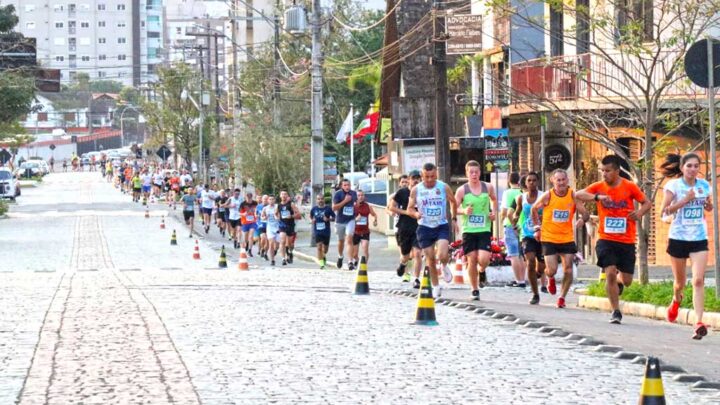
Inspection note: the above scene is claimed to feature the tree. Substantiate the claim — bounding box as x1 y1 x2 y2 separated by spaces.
489 0 720 284
141 63 216 173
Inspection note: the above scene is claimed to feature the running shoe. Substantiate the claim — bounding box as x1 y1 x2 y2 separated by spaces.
667 299 681 323
431 284 442 299
271 260 275 266
321 258 326 268
609 310 623 324
541 286 549 294
282 259 288 266
288 252 293 264
506 281 518 287
693 322 708 340
441 264 453 283
471 289 480 301
479 272 487 288
396 263 406 277
557 297 566 308
517 282 527 288
337 257 343 269
529 294 540 305
247 250 253 258
412 279 420 289
548 278 557 295
188 234 193 238
348 262 355 271
402 272 411 282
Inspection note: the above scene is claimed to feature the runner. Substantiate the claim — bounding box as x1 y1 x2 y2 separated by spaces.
311 193 335 269
576 155 651 323
332 179 357 270
352 190 378 266
180 169 193 189
141 169 152 203
277 191 301 266
240 193 259 256
216 189 229 237
455 160 497 301
512 171 546 304
387 172 423 287
408 162 458 298
226 188 242 248
168 171 181 210
256 195 269 260
181 186 197 237
659 152 711 339
200 184 216 234
153 169 164 199
501 172 525 287
262 196 280 266
131 171 142 203
531 169 590 309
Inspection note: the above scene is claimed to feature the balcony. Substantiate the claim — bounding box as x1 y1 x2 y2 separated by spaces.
509 52 705 107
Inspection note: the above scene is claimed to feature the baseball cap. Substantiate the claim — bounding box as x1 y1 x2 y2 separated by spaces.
409 170 421 178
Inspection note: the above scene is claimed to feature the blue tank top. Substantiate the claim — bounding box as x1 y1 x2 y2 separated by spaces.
519 191 543 239
416 181 448 228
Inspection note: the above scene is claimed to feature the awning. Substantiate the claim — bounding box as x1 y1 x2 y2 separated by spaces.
373 153 388 166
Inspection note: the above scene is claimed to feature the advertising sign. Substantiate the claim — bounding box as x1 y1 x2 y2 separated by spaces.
323 156 337 184
402 144 435 173
484 128 510 172
446 14 482 55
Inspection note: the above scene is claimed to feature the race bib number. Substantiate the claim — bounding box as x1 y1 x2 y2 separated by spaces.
552 210 570 223
681 206 703 226
315 222 326 231
604 217 627 234
281 210 291 219
246 215 254 222
357 216 368 226
468 215 486 227
342 206 354 216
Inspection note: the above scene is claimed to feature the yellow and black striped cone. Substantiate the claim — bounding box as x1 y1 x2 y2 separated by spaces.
218 245 228 268
414 266 438 326
170 229 177 246
354 256 370 295
638 357 666 405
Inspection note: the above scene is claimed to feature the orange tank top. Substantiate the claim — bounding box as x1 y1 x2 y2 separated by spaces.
540 188 576 244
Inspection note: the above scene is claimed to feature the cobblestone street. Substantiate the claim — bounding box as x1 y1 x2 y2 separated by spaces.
1 173 719 404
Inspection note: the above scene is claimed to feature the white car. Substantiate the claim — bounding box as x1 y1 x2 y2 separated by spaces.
358 178 387 193
0 168 20 201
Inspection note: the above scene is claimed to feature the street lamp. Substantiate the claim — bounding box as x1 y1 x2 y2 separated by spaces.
181 88 208 183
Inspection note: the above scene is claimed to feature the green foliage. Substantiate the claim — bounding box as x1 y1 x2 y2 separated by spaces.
119 87 141 105
0 199 8 215
586 281 720 312
0 71 35 124
0 5 18 32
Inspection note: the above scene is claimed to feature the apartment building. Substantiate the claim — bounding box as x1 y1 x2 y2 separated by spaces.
4 0 163 86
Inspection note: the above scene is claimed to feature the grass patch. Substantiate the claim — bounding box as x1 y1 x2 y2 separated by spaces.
586 281 720 312
0 199 7 216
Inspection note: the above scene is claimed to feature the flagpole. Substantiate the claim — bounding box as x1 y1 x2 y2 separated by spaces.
350 104 354 189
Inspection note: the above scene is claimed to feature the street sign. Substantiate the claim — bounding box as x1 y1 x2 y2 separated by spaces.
685 39 720 89
49 144 56 150
544 144 572 172
484 128 510 172
156 145 172 161
0 149 11 165
446 14 482 55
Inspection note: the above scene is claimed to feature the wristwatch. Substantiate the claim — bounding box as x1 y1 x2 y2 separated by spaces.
594 194 599 201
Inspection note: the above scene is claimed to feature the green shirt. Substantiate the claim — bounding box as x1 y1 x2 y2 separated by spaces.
460 183 491 234
502 187 522 227
132 176 142 188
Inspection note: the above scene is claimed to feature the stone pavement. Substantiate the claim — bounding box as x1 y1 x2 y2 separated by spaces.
0 172 718 404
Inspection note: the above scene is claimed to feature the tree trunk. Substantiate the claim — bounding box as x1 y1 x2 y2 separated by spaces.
638 124 654 285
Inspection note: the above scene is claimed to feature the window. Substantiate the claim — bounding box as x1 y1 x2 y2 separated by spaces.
615 0 654 44
117 22 126 28
117 4 126 10
24 5 36 12
37 112 48 122
69 71 77 80
97 71 106 78
98 21 105 27
550 6 564 56
55 55 65 62
80 22 89 28
175 27 182 34
97 3 105 10
55 22 64 28
53 4 64 11
576 0 590 54
98 38 106 44
117 37 126 44
118 54 127 60
81 56 90 61
99 54 106 61
148 32 160 38
26 22 36 29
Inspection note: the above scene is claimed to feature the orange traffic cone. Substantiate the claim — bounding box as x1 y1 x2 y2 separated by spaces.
192 239 201 260
145 208 150 218
451 257 465 287
160 217 165 229
238 248 249 271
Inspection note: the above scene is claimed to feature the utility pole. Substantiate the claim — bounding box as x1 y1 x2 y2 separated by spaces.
432 0 450 184
231 0 241 187
310 0 324 203
273 0 281 126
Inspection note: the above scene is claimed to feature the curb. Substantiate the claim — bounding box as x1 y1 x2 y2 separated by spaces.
578 295 720 329
387 287 720 395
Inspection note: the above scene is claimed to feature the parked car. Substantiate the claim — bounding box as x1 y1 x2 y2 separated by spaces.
358 178 387 193
0 167 20 200
340 172 370 190
14 161 43 178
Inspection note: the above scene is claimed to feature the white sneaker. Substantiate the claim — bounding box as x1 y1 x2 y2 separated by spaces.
432 284 442 299
441 264 452 283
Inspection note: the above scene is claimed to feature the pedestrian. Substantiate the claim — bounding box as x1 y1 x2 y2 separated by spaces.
277 190 301 265
182 186 197 237
512 172 547 304
49 157 55 172
240 193 259 256
501 172 525 288
532 169 590 309
262 196 280 266
332 179 358 270
408 162 458 298
659 152 711 339
575 155 651 323
352 190 378 266
311 193 335 269
455 160 497 301
387 172 423 287
62 159 68 172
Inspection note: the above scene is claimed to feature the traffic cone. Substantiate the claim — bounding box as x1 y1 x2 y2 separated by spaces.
192 239 201 260
218 245 228 268
354 256 370 295
145 208 150 218
160 217 165 229
451 257 465 287
415 266 438 326
638 357 666 405
238 248 249 271
170 230 177 246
